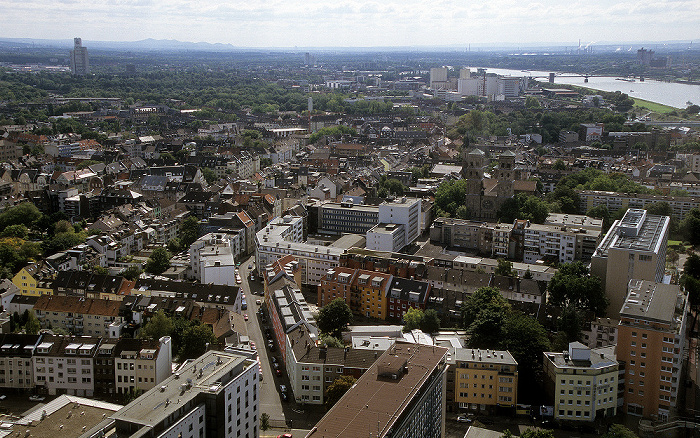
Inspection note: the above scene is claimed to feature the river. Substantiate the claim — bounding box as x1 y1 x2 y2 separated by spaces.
471 67 700 109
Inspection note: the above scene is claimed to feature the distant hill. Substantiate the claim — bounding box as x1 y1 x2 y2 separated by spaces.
0 37 241 52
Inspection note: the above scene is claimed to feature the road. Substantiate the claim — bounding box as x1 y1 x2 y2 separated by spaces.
238 256 286 426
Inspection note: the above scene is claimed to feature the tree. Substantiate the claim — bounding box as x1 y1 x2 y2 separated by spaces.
684 253 700 279
421 309 441 334
548 262 607 315
92 265 109 275
0 224 29 239
145 248 171 275
587 204 612 232
25 311 41 335
179 217 200 249
121 266 143 281
495 259 515 277
602 424 639 438
167 237 182 254
319 334 344 348
402 307 425 332
435 179 469 218
325 376 356 408
138 310 174 340
525 96 541 108
520 429 555 438
462 286 509 325
556 305 583 344
260 413 270 431
498 194 548 224
179 323 217 360
201 167 217 184
317 298 353 338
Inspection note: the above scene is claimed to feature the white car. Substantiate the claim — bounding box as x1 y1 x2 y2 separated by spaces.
29 395 45 402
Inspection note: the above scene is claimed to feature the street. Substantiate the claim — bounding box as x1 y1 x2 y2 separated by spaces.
238 256 286 427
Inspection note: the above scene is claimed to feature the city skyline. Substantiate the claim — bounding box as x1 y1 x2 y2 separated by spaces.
1 0 699 48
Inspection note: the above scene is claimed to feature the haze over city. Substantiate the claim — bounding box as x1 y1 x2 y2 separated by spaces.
2 0 700 47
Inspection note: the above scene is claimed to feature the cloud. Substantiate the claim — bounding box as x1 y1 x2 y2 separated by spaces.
0 0 698 46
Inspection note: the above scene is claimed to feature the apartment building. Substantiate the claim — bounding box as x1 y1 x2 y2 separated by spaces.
591 209 669 317
429 217 494 253
452 348 518 413
105 350 259 438
307 341 448 438
522 223 600 264
386 277 431 323
115 336 172 395
318 267 393 319
287 326 378 405
189 232 239 285
582 317 619 349
617 280 689 420
256 215 345 285
12 262 55 297
33 295 123 337
0 334 41 390
266 276 318 362
318 201 380 235
579 190 700 220
33 335 100 396
543 342 619 424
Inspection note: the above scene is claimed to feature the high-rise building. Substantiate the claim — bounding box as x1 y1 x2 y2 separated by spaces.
617 280 689 420
105 350 260 438
70 37 90 76
591 209 670 316
306 341 448 438
430 67 449 90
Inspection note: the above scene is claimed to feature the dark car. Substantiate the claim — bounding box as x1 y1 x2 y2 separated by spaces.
281 392 288 402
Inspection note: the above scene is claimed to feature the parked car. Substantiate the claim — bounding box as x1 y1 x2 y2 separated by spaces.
277 434 293 438
243 314 248 321
268 341 276 351
271 356 278 364
0 395 6 400
456 415 473 423
255 299 261 305
29 395 45 402
276 369 282 377
280 392 288 402
279 384 287 393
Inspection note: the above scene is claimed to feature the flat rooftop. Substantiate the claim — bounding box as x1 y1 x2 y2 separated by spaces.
111 351 254 428
453 348 517 365
594 212 669 257
621 280 685 323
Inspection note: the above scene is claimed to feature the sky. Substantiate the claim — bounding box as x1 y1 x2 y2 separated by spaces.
2 0 699 48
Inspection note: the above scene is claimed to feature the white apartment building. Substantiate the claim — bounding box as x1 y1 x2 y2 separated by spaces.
33 336 99 396
256 215 344 285
189 232 240 285
0 334 41 390
108 350 260 438
367 223 405 252
377 197 421 247
579 190 700 221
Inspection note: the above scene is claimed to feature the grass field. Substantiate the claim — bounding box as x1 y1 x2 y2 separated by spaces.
632 97 678 114
668 240 683 247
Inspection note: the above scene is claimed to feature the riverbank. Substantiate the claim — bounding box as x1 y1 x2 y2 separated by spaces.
630 97 678 114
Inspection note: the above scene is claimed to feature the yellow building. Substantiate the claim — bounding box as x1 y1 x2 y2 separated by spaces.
543 342 619 424
356 272 392 319
453 348 518 413
12 262 54 297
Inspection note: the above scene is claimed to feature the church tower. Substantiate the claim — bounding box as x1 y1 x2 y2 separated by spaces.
465 148 486 218
496 150 516 200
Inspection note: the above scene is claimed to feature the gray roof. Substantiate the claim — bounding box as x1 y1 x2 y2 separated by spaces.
620 280 684 323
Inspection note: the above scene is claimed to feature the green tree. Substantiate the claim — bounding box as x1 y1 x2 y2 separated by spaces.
421 309 441 334
201 167 217 184
25 311 41 335
435 179 469 218
179 217 200 249
319 334 344 348
402 307 425 332
679 208 700 245
525 96 541 108
548 262 607 315
92 265 109 275
145 247 171 275
138 310 174 340
179 323 217 360
462 286 509 325
121 266 143 281
325 375 356 408
167 237 182 253
587 204 612 231
684 253 700 279
260 413 270 431
520 429 555 438
495 258 515 277
602 424 639 438
0 224 29 239
317 298 353 338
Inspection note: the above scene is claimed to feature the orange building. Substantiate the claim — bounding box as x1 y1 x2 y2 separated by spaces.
318 267 392 319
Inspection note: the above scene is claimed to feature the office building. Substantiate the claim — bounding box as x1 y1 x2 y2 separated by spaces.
104 350 259 438
591 209 669 316
70 37 90 76
430 67 449 90
306 341 448 438
452 348 518 413
378 197 421 247
617 280 689 420
543 342 619 424
318 201 379 235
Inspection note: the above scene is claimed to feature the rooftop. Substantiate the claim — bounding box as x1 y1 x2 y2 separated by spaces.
594 209 669 257
307 341 447 438
453 348 517 365
621 280 686 324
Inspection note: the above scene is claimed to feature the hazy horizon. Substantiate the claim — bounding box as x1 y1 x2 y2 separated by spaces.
2 0 699 48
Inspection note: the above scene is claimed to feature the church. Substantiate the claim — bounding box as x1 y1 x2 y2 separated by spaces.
464 148 536 221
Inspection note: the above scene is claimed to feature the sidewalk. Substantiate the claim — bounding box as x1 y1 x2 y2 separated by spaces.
260 428 311 438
